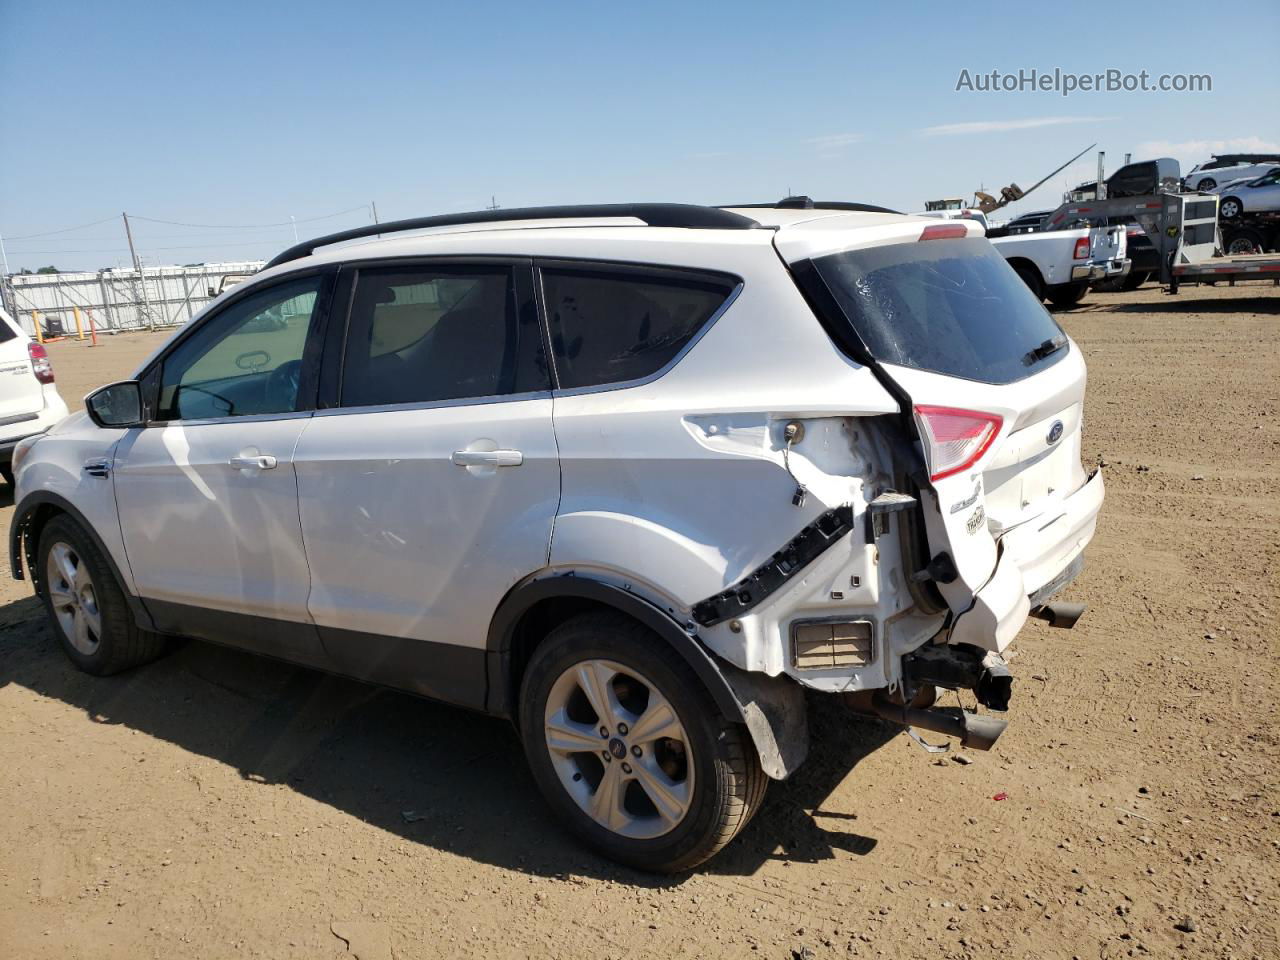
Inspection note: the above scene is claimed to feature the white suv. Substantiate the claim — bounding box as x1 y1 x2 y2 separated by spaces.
9 200 1104 871
0 306 69 485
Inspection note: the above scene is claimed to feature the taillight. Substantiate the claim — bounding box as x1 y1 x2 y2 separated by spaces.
914 405 1003 482
28 342 54 384
919 223 968 241
1073 237 1090 259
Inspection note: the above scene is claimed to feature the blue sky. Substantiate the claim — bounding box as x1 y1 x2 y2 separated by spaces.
2 0 1277 272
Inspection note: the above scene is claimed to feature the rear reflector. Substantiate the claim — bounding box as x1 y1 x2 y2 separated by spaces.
1073 237 1090 259
919 223 968 241
28 342 54 384
914 405 1002 481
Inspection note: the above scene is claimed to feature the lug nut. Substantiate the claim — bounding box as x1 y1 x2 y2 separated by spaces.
621 762 632 774
617 722 628 735
631 745 642 758
601 750 612 762
599 726 608 738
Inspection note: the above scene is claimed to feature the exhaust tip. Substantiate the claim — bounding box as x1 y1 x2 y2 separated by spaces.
1032 601 1086 629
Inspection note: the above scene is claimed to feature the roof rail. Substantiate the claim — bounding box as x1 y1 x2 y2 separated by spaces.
264 203 760 268
722 196 902 215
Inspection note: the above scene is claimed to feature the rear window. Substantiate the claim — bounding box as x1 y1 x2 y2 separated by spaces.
812 237 1067 384
541 266 735 389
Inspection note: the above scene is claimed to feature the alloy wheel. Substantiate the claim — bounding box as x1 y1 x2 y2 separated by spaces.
46 542 102 655
543 658 694 839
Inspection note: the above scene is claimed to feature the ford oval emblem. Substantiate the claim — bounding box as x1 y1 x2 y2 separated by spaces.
1047 420 1064 444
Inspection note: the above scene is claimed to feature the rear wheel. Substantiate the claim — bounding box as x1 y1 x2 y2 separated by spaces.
1219 197 1243 220
1011 261 1044 302
519 611 766 872
1047 282 1089 308
1120 270 1150 291
37 515 166 675
1223 228 1266 255
1195 178 1216 191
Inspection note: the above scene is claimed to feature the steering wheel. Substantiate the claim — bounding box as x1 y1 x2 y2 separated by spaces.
266 359 302 411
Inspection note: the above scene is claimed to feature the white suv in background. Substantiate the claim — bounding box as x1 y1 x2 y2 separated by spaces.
9 200 1104 871
0 307 69 485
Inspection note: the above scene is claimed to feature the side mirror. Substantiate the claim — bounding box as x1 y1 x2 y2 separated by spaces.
208 286 218 298
85 380 144 428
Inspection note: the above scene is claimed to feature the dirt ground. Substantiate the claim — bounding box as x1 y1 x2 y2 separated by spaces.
1 282 1277 960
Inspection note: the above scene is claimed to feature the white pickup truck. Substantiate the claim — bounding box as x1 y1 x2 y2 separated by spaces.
918 208 1129 307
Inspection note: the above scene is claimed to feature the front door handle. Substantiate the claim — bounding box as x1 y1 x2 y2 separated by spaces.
451 449 523 468
229 454 278 470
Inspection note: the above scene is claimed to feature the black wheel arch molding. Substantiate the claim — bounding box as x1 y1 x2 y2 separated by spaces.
485 572 745 722
10 490 158 632
486 571 811 780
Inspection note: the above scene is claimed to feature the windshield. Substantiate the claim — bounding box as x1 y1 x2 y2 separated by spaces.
812 237 1068 384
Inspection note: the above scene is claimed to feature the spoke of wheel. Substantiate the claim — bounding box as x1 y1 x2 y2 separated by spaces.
575 661 616 728
80 600 102 638
52 545 78 588
72 610 93 652
631 759 690 827
47 584 76 608
589 762 626 831
628 699 682 746
545 712 604 755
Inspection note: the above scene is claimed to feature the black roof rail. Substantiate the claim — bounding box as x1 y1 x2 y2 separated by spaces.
721 196 902 215
264 203 760 268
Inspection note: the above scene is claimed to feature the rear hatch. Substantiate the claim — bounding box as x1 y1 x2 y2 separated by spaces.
0 312 45 421
779 222 1103 650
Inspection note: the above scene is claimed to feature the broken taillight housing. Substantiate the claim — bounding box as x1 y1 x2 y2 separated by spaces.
28 342 54 384
914 405 1003 481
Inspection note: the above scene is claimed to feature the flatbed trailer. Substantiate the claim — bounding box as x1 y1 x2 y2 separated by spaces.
1043 192 1280 294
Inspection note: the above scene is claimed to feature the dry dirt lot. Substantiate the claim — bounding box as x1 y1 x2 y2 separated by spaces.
1 283 1277 960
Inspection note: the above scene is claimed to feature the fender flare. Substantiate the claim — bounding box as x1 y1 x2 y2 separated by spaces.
485 574 745 723
10 490 157 632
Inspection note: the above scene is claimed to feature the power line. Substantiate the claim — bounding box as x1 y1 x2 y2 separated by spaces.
4 215 120 240
129 205 370 229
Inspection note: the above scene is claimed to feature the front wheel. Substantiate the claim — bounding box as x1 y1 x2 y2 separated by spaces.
37 515 166 675
1219 197 1243 220
519 612 766 872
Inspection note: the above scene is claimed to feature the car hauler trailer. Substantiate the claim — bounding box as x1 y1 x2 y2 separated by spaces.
1042 182 1280 294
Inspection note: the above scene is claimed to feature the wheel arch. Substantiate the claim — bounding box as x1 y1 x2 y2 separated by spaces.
10 491 156 631
486 574 746 723
1005 256 1045 299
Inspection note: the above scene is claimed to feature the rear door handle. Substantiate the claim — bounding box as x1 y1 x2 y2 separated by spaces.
451 449 523 468
229 455 278 470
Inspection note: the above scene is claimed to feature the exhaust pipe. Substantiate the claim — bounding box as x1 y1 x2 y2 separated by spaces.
869 694 1008 751
1032 601 1086 629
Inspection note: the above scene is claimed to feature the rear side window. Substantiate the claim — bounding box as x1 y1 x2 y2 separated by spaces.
540 266 735 389
340 264 547 407
812 237 1067 384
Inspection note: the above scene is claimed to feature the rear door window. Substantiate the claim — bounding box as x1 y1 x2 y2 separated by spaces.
539 265 736 389
340 263 547 407
811 237 1067 384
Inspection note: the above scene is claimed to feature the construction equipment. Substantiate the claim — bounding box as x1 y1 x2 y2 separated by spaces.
972 143 1097 215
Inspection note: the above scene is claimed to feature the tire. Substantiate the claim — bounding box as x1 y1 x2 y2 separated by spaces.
1120 270 1150 291
1011 261 1044 302
1047 282 1089 308
1223 228 1265 255
1219 197 1243 220
519 611 767 872
1196 178 1216 192
37 515 166 675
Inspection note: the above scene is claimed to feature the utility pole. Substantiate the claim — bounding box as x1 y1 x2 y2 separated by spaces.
371 201 380 239
122 212 155 332
0 226 14 323
1096 151 1106 201
486 195 500 210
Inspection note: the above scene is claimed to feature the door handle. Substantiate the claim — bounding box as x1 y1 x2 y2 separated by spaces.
83 457 111 478
228 455 278 470
451 449 523 468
